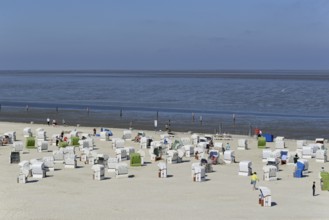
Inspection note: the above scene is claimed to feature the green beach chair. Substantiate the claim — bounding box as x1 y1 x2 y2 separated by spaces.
258 137 266 149
130 153 142 167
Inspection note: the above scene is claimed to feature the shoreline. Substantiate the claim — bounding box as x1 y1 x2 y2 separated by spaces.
1 107 328 140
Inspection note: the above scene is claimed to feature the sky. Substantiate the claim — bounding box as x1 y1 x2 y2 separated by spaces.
0 0 328 70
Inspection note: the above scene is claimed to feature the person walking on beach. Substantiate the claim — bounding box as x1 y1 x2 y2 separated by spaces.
313 181 316 196
47 117 50 126
251 172 259 190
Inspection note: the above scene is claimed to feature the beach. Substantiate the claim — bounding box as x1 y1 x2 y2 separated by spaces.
0 121 328 220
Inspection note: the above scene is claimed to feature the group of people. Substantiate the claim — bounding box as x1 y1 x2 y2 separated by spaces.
47 117 65 126
55 131 65 146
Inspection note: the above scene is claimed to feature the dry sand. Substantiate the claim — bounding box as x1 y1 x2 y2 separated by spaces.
0 121 328 220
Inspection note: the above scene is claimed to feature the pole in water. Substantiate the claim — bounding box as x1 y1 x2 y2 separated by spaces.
192 112 195 122
120 108 122 118
199 116 203 125
233 114 236 127
156 111 159 120
26 105 29 111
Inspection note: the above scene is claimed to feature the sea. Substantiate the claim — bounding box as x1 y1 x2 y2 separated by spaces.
0 70 329 140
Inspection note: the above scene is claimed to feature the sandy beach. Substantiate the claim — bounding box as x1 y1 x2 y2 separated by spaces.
0 121 328 220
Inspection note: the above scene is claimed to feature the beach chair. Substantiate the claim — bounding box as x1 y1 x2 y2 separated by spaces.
237 139 248 150
116 148 128 161
53 149 65 164
302 146 313 159
209 150 219 165
92 164 105 180
266 157 280 170
23 127 32 138
95 154 109 166
113 138 125 149
64 153 77 168
224 150 235 164
192 165 205 182
122 130 132 140
42 156 55 171
259 187 272 207
183 145 194 158
36 130 47 141
100 131 109 141
37 140 48 152
108 157 119 173
157 162 167 178
18 160 31 183
13 141 24 152
316 150 327 163
124 147 135 159
296 140 307 149
258 137 266 149
180 137 192 145
239 161 252 176
115 163 129 178
262 149 272 162
30 160 47 178
263 165 277 181
10 151 20 164
130 153 142 167
166 150 178 164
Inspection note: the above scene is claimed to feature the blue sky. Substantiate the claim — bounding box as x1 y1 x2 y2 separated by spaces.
0 0 328 70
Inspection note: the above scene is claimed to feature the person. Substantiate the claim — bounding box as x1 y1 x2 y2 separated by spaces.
62 119 65 126
294 154 299 164
60 131 64 139
251 172 259 190
313 181 316 196
47 117 50 126
55 136 60 146
52 119 57 126
222 145 225 156
195 151 199 160
93 128 96 136
259 130 262 137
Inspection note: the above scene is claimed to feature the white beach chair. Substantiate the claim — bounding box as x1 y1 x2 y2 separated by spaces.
64 153 77 168
115 163 129 178
107 157 119 173
263 165 277 181
166 150 178 164
23 127 32 138
30 160 47 178
37 140 48 152
183 145 194 158
42 156 55 172
122 130 132 140
316 150 327 163
237 139 248 150
92 164 105 180
157 162 167 178
13 141 24 152
239 161 252 176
